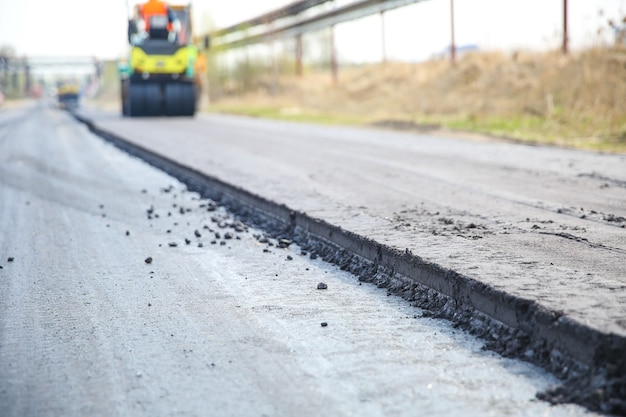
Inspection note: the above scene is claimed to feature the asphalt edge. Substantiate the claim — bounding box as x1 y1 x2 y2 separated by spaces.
73 112 626 415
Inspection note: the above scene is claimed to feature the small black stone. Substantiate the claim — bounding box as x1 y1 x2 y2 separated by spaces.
144 257 153 264
168 242 178 247
263 248 270 253
310 253 318 260
126 231 130 236
321 322 328 327
185 238 191 245
198 243 204 248
194 230 201 238
148 303 152 307
224 232 233 240
211 240 217 245
7 257 14 262
317 282 328 290
286 255 293 261
220 241 226 246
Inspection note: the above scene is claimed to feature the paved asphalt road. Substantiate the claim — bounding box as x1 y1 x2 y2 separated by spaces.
84 105 626 339
0 103 603 416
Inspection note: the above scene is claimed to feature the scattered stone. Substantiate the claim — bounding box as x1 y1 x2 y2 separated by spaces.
317 282 328 290
310 253 318 260
321 322 328 327
148 303 152 307
99 204 104 209
194 230 202 238
211 240 217 245
167 229 172 234
301 251 308 256
286 255 293 261
220 241 226 246
141 189 147 194
258 236 269 244
126 231 130 236
168 242 178 247
185 238 191 245
215 232 221 239
147 205 154 215
198 243 204 248
179 207 185 215
263 248 270 253
7 257 14 262
144 257 153 264
224 232 233 240
278 239 291 248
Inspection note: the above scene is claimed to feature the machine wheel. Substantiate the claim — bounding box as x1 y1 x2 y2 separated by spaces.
164 83 196 117
121 80 129 117
143 84 162 116
129 83 162 117
129 83 145 117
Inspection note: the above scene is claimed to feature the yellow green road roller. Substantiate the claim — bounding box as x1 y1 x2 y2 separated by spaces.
119 3 207 117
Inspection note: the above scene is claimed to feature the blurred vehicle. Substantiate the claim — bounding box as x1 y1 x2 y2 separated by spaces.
30 84 43 99
57 82 80 110
119 1 208 117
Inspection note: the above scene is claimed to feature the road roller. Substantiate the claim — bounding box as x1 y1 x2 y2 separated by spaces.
119 3 208 117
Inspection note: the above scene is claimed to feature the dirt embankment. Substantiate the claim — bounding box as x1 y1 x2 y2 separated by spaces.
209 48 626 152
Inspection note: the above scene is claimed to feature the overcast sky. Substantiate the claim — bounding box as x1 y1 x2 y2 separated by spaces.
0 0 624 61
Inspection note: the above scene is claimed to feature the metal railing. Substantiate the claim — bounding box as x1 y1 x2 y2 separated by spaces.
211 0 431 50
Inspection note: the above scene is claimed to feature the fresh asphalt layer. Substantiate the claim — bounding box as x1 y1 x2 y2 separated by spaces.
72 103 626 413
0 103 603 417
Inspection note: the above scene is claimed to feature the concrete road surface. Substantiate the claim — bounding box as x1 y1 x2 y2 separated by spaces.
81 107 626 338
1 103 603 416
76 104 626 413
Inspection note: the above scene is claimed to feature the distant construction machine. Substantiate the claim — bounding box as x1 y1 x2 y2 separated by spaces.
57 82 80 110
119 2 208 117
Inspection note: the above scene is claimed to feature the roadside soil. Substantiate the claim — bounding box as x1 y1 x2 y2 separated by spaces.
205 47 626 153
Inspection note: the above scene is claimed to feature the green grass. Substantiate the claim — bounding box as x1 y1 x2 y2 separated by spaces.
206 104 369 126
206 104 626 153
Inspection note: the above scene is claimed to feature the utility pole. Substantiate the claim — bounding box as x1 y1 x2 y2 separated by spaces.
562 0 569 54
380 10 387 63
330 25 338 84
450 0 456 64
295 34 303 77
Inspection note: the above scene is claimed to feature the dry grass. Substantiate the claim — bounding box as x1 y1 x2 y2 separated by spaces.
209 47 626 153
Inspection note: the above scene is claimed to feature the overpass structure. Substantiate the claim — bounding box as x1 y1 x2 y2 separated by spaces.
0 55 103 98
